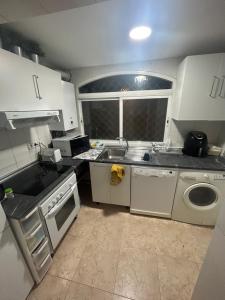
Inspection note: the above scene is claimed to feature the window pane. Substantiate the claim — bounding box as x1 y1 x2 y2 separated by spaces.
79 75 172 93
123 98 168 141
82 100 119 139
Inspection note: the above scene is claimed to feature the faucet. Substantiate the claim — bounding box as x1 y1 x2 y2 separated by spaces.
116 137 129 152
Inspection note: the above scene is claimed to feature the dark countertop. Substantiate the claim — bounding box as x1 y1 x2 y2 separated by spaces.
1 164 74 220
68 153 225 172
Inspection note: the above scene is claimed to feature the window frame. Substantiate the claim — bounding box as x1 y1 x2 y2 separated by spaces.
77 71 175 146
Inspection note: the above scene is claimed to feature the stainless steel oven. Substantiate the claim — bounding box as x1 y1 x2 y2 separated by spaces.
40 173 80 250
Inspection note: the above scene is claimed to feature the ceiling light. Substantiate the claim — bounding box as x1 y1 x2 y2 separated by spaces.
129 26 152 41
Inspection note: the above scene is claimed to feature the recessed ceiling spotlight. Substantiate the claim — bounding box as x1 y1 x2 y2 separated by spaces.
129 26 152 41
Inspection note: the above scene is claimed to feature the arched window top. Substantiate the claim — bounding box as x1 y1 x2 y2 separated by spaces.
79 74 173 94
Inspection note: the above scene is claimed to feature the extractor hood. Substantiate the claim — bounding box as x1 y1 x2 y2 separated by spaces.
0 110 60 130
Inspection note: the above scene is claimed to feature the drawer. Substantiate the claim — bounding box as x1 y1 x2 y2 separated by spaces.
32 238 51 268
37 254 52 281
25 223 45 253
20 209 41 235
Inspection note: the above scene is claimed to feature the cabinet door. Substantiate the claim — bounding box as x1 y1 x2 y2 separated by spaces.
35 64 62 110
109 165 130 206
0 49 38 111
90 162 111 204
175 53 224 120
90 162 130 206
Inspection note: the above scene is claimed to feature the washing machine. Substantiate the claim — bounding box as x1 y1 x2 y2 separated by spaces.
172 170 225 226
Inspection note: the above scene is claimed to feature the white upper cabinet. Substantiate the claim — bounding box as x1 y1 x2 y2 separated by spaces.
49 81 78 131
173 53 225 120
0 48 61 111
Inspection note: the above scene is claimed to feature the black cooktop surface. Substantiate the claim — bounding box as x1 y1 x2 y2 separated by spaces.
1 162 74 219
3 162 72 196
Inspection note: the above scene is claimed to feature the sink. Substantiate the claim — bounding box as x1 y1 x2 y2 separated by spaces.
99 147 126 160
125 149 151 162
99 147 153 162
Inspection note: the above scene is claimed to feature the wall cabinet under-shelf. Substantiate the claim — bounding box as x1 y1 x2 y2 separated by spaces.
173 53 225 121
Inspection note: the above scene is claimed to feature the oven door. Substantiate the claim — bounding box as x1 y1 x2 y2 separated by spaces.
45 183 80 250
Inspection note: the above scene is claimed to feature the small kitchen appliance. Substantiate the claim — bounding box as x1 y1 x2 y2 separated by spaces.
40 148 62 163
182 131 208 157
52 134 90 157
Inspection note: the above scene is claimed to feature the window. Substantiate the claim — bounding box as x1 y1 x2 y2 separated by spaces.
81 98 168 142
123 98 168 141
79 74 172 94
82 100 119 139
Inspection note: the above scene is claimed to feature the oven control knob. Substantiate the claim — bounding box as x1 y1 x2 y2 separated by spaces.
52 200 57 206
59 192 63 197
203 174 209 180
69 183 73 188
56 196 60 202
48 204 53 211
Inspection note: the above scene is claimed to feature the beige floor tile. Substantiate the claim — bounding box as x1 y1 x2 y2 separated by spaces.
122 214 212 265
65 282 114 300
113 296 130 300
29 275 69 300
73 242 119 293
158 255 200 300
114 247 160 300
154 221 213 264
48 233 87 280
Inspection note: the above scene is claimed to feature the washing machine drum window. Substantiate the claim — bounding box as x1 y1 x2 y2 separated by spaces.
189 186 217 206
183 183 220 210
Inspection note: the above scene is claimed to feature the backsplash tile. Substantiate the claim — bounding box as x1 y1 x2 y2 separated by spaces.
0 125 51 179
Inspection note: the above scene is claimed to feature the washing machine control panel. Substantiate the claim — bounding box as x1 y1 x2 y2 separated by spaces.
214 174 225 180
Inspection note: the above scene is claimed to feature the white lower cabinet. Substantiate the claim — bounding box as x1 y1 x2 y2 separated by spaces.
90 162 130 206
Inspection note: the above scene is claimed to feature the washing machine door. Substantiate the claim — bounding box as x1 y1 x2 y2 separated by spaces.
183 183 221 211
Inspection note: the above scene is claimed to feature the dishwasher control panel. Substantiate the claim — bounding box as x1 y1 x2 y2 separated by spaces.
132 167 176 178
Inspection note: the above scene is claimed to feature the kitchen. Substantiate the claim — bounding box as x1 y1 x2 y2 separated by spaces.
0 0 225 299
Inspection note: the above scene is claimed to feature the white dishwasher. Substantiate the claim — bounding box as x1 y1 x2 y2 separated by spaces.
131 167 178 218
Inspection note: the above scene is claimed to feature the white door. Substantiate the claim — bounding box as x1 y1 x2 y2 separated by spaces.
34 63 62 110
0 226 34 300
192 228 225 300
175 53 225 120
0 49 39 111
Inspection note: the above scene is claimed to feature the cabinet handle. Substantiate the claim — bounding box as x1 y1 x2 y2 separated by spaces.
209 76 220 98
32 75 39 99
219 76 225 99
35 76 42 100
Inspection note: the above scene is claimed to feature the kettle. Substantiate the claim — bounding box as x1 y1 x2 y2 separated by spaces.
182 131 208 157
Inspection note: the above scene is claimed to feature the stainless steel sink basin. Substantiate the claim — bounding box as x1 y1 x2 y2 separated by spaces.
99 147 126 160
125 149 149 162
99 147 152 162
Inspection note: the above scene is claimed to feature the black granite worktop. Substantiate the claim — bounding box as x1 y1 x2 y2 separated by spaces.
75 152 225 172
1 163 74 220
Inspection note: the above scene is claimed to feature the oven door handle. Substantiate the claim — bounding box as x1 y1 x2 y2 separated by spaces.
46 184 76 218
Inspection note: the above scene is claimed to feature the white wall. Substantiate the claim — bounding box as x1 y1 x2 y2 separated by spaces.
71 57 225 147
0 125 51 179
72 57 182 87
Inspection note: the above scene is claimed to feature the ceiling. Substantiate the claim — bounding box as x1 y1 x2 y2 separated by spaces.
0 0 108 23
4 0 225 69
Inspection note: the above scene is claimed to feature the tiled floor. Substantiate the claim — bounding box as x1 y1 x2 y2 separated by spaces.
27 203 213 300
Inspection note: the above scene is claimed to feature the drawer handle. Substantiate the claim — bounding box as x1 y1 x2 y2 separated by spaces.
38 254 51 270
20 207 39 222
26 223 42 239
32 239 49 257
